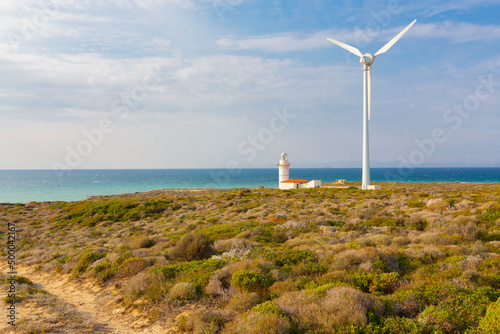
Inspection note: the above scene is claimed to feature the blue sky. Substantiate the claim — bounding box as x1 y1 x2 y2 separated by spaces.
0 0 499 169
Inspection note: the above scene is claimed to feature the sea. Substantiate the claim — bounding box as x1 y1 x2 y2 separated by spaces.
1 168 500 204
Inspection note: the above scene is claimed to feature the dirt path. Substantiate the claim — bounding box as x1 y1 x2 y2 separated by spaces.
1 265 172 333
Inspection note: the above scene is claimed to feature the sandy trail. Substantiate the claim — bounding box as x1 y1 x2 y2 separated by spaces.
1 265 170 333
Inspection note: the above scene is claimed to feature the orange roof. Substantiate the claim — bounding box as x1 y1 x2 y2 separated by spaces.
281 178 310 183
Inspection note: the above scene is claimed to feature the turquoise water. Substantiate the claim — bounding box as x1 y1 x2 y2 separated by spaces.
0 168 499 203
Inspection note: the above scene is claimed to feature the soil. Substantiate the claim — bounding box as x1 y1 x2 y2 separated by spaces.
0 264 174 333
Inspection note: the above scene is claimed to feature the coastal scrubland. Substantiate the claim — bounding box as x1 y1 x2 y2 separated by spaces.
1 182 500 333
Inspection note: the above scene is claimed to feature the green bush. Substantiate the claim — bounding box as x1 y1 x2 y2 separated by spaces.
74 252 105 275
479 296 500 334
54 199 172 226
357 317 422 334
10 276 33 286
93 260 111 274
350 272 400 295
407 199 426 208
366 217 403 228
250 301 282 315
197 221 258 240
265 248 317 268
169 232 214 261
483 205 500 223
231 270 274 293
4 295 25 304
418 287 496 333
150 259 226 293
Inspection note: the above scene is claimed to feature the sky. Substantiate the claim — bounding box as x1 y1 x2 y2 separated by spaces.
0 0 499 170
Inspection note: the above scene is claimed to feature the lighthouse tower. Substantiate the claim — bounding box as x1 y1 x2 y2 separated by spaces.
278 151 290 183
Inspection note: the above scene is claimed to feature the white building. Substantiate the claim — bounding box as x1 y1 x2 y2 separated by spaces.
278 151 321 190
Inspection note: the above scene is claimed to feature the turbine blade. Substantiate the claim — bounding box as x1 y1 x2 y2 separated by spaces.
327 37 363 58
374 19 416 57
368 67 372 121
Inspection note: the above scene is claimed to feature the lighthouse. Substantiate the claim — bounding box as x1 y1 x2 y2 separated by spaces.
278 151 322 189
278 151 290 183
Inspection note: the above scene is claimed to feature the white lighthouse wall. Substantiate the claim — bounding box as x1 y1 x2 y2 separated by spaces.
278 165 289 183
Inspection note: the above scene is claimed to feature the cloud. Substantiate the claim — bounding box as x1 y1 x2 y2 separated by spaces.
410 21 500 42
216 32 329 52
420 0 500 17
216 21 500 52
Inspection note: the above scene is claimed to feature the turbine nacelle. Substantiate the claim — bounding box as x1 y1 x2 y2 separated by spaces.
360 53 374 66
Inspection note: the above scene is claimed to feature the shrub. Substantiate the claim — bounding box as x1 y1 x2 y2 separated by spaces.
276 286 379 332
151 259 226 293
265 248 317 268
405 217 427 231
205 266 235 298
250 301 282 315
117 257 147 277
168 282 198 302
74 251 105 275
269 280 297 298
93 260 116 281
124 271 167 303
479 296 500 334
376 317 422 333
322 286 381 326
54 199 170 226
128 236 155 249
4 294 24 304
231 270 274 293
170 232 214 261
483 205 500 223
463 222 479 241
13 276 33 285
418 287 496 333
350 271 400 294
366 217 403 228
226 293 261 312
222 312 291 334
177 307 224 334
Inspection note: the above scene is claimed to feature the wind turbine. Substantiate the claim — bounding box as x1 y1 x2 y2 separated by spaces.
327 19 416 190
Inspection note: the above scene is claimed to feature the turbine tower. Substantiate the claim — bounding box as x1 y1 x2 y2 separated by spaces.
327 19 416 190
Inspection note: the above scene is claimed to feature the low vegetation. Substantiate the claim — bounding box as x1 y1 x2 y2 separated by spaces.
1 182 500 333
